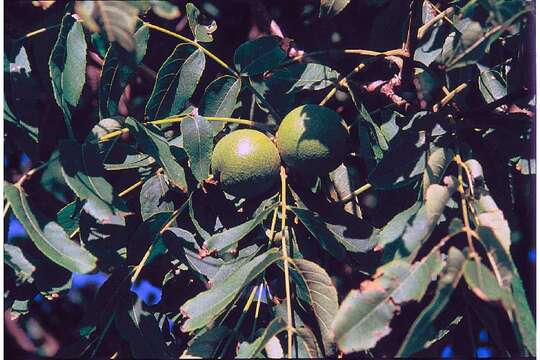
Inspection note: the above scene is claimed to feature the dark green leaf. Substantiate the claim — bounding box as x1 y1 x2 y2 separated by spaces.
75 1 140 51
145 44 205 121
182 326 230 358
140 173 175 221
180 248 282 332
463 259 511 304
56 200 83 235
5 182 97 273
237 318 287 358
319 0 351 17
332 251 444 353
181 115 213 182
125 117 188 191
115 294 170 359
99 23 149 118
204 203 278 253
234 36 286 76
397 247 466 357
49 15 87 129
295 327 323 358
199 76 242 134
478 69 507 104
271 63 339 93
186 2 217 43
59 139 127 222
292 259 339 355
291 207 376 259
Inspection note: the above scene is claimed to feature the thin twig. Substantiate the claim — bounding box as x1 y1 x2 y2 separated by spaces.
280 167 293 358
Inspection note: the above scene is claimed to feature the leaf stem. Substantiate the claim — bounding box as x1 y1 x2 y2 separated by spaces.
14 24 61 42
142 22 237 76
338 183 372 204
98 116 272 143
280 166 293 358
433 83 468 111
250 283 266 338
117 180 144 197
244 81 282 122
455 154 477 259
319 62 366 106
417 7 455 39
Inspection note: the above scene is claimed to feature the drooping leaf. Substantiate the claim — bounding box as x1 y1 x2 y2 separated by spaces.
292 259 339 356
99 23 149 118
319 0 351 17
236 318 287 358
331 251 444 353
49 14 87 130
180 248 282 332
59 139 127 222
397 247 466 357
199 75 242 134
115 293 170 359
376 202 422 249
186 2 217 43
145 44 205 121
75 1 140 51
234 36 286 76
140 173 175 221
204 203 278 253
181 115 214 182
4 182 97 274
125 117 189 191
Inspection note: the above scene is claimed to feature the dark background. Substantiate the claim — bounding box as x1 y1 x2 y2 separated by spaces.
4 0 535 358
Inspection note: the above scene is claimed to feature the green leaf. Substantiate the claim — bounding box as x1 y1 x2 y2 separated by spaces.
290 207 376 260
199 75 242 134
182 326 231 358
181 115 214 182
56 200 83 235
59 139 127 222
295 327 324 358
376 202 422 249
145 44 205 121
237 318 287 358
479 69 507 104
463 259 511 304
4 182 97 273
291 259 339 355
115 294 170 359
4 243 36 285
422 147 455 199
204 203 278 253
186 3 217 43
383 177 458 262
125 117 188 191
234 36 287 76
99 23 149 118
149 0 181 20
49 15 87 130
140 173 175 221
128 211 173 265
397 247 466 357
271 63 339 93
332 251 444 353
75 1 140 52
180 248 282 332
319 0 351 17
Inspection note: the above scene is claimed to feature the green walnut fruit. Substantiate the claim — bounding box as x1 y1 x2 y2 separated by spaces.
276 104 349 175
211 129 281 198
